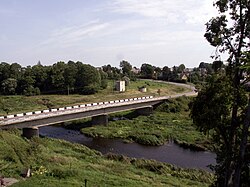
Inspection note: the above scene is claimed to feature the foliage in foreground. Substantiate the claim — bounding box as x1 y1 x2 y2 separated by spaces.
190 0 250 186
0 130 213 186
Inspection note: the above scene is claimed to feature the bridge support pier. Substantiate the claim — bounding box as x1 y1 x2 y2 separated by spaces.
22 127 39 139
136 106 153 116
92 114 108 126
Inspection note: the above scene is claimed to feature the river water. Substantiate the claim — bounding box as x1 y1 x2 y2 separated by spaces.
39 126 216 172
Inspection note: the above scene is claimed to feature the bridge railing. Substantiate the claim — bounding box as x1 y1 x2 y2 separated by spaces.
0 96 154 121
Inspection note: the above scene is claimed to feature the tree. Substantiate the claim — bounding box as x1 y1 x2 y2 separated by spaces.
75 63 101 94
212 60 223 72
0 62 10 79
99 69 108 89
32 63 48 92
49 61 66 92
170 66 179 82
153 66 162 79
120 60 132 77
191 1 250 186
161 66 171 81
140 63 154 79
9 63 22 80
177 64 186 73
0 62 22 88
102 64 122 80
111 66 122 80
16 66 39 96
198 62 206 69
64 61 77 93
199 62 213 74
1 78 17 95
102 64 112 73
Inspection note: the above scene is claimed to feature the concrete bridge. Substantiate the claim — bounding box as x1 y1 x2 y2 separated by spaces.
0 89 196 138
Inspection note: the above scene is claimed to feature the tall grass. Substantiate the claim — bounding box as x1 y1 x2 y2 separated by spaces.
0 130 213 186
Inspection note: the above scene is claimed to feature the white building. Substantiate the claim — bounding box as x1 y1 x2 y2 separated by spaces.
115 81 126 92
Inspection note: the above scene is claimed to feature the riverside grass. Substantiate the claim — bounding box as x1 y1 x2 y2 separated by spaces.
0 130 214 186
0 80 190 115
81 96 213 150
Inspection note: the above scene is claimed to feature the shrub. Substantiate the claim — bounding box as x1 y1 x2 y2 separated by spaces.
81 85 99 95
131 134 164 146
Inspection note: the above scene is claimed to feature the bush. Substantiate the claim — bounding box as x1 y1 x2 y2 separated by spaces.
100 79 108 89
24 87 40 96
81 85 99 95
156 96 191 113
131 134 164 146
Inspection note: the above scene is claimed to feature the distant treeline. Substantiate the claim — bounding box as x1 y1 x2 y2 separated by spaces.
0 60 222 96
0 61 108 96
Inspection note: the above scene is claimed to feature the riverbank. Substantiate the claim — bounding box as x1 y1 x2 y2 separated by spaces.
39 125 216 171
81 96 213 151
0 130 214 186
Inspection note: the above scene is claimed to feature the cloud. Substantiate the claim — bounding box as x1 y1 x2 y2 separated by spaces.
140 30 203 43
39 20 110 48
110 0 215 24
4 0 217 67
185 0 217 24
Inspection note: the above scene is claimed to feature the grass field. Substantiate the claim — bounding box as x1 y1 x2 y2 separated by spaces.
0 130 214 186
0 80 190 115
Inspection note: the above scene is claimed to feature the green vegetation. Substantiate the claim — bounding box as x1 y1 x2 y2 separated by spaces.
0 80 189 115
0 130 214 186
0 61 106 96
81 97 212 150
190 0 250 186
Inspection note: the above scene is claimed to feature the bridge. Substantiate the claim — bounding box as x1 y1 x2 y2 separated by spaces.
0 84 196 138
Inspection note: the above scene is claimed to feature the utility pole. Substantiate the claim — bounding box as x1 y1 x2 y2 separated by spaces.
189 72 191 83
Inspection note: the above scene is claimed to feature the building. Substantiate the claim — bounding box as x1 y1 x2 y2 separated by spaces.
180 74 188 81
115 81 126 92
138 86 147 92
131 67 140 74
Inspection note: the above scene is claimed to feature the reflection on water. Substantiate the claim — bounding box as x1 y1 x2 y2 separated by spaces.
39 126 216 171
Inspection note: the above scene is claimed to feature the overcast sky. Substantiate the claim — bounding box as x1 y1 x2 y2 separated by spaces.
0 0 219 68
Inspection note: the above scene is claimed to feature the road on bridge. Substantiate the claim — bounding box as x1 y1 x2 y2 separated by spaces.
0 81 197 129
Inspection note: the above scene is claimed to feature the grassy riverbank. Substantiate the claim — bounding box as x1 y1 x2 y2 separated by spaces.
0 80 189 116
0 129 213 186
81 96 213 150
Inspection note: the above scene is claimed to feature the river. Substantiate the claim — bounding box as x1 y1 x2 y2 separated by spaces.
39 126 216 172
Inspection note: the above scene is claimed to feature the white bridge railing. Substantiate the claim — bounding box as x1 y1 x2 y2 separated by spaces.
0 96 154 121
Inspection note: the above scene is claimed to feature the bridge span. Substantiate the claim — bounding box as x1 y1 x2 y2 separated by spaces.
0 90 196 138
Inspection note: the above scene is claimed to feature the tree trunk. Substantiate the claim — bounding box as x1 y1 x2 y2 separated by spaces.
224 70 241 187
233 94 250 186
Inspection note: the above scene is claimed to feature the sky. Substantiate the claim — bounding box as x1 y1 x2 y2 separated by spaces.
0 0 219 68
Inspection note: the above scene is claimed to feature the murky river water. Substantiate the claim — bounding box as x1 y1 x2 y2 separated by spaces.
40 126 216 171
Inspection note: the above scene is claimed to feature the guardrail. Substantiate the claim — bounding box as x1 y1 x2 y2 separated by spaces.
0 96 154 120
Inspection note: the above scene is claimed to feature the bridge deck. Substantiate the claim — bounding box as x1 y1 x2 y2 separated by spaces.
0 91 196 129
